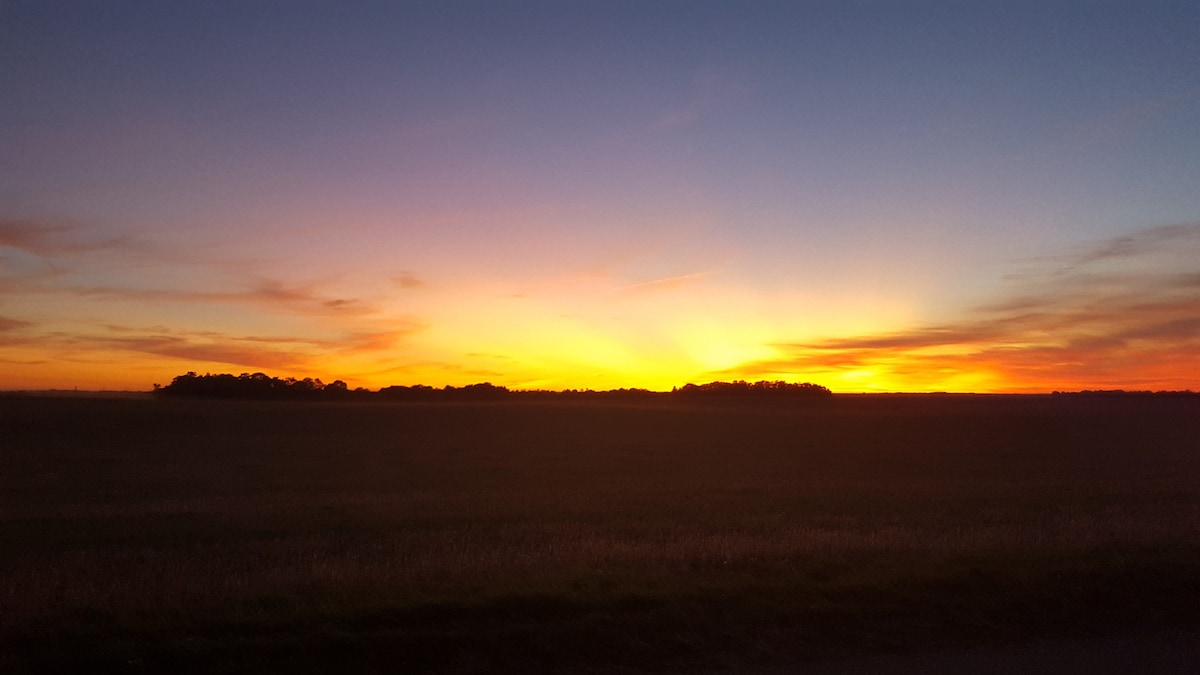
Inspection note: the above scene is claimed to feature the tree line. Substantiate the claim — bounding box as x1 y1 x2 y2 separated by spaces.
153 372 833 401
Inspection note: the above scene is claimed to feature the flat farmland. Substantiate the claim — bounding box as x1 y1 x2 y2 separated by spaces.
2 394 1199 673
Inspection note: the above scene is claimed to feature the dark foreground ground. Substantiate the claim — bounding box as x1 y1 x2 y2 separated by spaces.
2 394 1198 673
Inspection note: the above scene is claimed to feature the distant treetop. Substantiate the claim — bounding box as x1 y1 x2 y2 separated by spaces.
153 372 353 400
153 372 832 401
672 380 832 397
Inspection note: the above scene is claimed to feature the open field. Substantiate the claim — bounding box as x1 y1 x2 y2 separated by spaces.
2 394 1199 673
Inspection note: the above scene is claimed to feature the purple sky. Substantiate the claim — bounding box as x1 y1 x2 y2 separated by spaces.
2 1 1199 391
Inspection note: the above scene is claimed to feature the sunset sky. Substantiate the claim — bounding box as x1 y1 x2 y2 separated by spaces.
3 1 1199 392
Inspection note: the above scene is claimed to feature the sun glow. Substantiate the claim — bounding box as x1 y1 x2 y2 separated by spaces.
5 217 1199 394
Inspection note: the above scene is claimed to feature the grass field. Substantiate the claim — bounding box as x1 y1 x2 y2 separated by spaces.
2 394 1199 673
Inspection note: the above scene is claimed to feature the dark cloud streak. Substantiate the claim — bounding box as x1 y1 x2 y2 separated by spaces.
749 223 1200 390
0 219 136 257
393 271 424 289
0 316 31 331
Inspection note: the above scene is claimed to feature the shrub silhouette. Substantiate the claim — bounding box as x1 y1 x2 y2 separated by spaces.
156 373 831 401
156 372 369 400
673 380 832 397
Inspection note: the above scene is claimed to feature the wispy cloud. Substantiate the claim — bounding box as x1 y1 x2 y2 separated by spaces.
1 215 431 384
98 334 309 371
1016 223 1200 274
59 279 376 317
0 316 31 332
0 220 62 251
620 271 710 297
651 67 753 133
373 359 504 380
392 271 425 289
0 217 390 318
2 319 425 373
0 219 121 256
735 224 1200 391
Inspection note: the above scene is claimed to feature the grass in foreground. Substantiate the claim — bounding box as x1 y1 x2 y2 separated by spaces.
2 395 1199 672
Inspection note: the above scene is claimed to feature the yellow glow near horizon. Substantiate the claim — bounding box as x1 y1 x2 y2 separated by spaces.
4 267 1197 394
5 331 1195 394
4 5 1199 398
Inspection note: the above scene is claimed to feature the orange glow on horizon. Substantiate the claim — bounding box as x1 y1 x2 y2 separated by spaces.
6 323 1196 394
3 222 1196 395
4 6 1199 399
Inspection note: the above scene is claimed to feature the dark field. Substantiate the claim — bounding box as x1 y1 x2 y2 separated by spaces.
3 394 1199 673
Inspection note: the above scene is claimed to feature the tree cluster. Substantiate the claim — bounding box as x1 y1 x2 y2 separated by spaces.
154 372 832 401
1050 389 1197 397
154 372 356 400
672 380 832 397
379 382 509 401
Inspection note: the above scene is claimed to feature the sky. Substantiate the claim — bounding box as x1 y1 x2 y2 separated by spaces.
2 0 1199 393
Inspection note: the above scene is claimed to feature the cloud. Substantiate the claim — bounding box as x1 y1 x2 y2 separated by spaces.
0 356 51 367
0 220 73 254
0 217 382 318
17 320 427 372
620 271 709 297
0 218 136 257
1027 223 1200 271
335 325 424 352
56 277 378 318
99 334 308 371
0 215 435 388
240 279 376 316
0 316 31 331
374 359 504 380
393 271 424 289
0 316 49 349
651 67 753 133
736 223 1200 391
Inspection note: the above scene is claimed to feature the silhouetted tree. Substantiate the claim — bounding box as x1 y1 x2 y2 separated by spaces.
155 372 832 402
673 380 831 398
